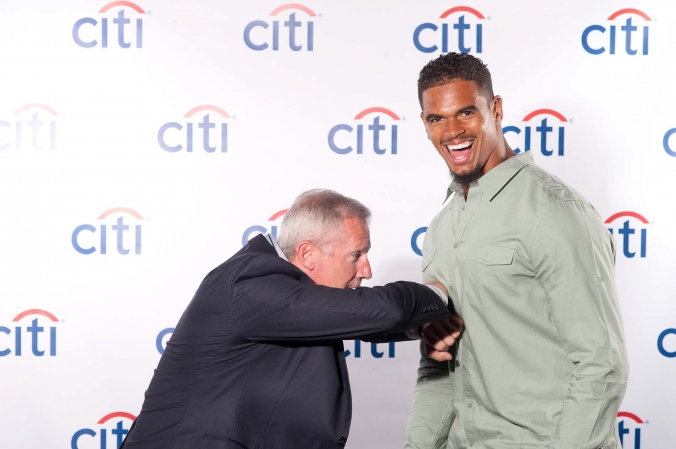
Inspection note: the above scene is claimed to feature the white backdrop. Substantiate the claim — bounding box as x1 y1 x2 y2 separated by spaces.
1 1 675 448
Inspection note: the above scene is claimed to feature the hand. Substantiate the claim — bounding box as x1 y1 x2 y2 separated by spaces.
424 281 448 296
422 313 464 362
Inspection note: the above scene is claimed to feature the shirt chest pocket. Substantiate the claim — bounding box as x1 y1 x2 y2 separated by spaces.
466 244 514 266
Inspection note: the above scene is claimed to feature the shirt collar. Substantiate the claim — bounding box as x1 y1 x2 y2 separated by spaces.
445 152 535 202
264 233 289 261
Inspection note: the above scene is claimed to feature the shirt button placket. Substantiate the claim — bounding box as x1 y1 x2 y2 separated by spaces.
462 357 477 447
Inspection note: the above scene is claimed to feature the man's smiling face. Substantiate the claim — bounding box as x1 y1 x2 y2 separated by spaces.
420 80 503 185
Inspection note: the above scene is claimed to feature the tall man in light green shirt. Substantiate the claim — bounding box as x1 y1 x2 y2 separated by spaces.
405 53 629 449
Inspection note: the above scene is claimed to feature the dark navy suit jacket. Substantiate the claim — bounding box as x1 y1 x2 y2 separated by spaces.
121 234 447 449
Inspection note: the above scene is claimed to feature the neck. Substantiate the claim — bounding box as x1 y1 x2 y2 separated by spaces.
460 138 516 198
291 259 317 283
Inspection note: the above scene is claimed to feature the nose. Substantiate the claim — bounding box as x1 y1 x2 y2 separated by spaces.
443 118 465 141
357 256 372 280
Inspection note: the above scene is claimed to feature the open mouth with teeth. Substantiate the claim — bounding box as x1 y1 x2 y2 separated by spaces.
445 140 474 165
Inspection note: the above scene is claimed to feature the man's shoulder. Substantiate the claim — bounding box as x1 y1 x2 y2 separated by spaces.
204 236 293 283
519 163 591 208
224 248 292 277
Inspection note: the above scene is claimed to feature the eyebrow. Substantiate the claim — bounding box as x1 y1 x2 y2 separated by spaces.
456 105 479 115
424 105 479 122
424 114 443 123
352 242 371 254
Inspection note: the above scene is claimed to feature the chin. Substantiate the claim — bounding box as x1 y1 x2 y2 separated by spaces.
450 165 475 177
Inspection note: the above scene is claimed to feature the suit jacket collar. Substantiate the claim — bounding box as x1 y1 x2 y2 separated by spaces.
245 234 316 285
246 233 279 255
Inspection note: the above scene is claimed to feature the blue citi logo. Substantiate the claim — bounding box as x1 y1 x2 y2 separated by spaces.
658 328 676 358
582 8 651 55
617 412 645 449
345 340 395 359
328 107 400 155
158 105 230 153
663 127 676 157
605 212 648 259
156 327 174 354
72 208 144 255
71 412 135 449
411 227 427 256
242 209 287 246
73 1 145 49
503 109 567 156
0 309 59 357
244 3 316 51
413 6 485 54
0 103 57 151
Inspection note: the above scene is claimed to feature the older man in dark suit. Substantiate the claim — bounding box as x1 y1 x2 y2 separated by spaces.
121 189 462 449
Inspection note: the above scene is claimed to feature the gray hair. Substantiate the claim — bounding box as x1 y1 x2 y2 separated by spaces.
277 189 371 260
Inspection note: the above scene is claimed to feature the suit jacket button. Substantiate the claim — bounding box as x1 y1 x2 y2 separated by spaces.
337 436 347 446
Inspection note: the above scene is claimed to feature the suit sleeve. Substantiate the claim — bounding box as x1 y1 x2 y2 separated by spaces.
359 285 450 343
231 258 448 342
529 201 629 449
360 332 416 343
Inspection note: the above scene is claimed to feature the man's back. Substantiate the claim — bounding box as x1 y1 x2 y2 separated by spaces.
124 234 448 449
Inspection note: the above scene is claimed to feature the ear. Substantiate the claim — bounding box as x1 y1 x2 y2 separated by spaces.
492 95 503 124
294 241 316 271
420 111 430 139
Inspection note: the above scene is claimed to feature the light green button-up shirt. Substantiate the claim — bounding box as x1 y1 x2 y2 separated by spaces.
411 152 629 449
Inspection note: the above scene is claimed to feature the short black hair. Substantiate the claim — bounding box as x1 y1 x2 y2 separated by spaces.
418 52 494 108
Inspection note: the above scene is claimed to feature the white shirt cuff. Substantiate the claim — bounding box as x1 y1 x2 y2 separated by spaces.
425 285 448 305
405 328 421 340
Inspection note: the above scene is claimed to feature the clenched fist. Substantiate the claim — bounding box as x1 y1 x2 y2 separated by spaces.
422 313 464 361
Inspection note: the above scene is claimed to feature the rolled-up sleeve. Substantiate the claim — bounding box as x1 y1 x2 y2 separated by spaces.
529 200 629 449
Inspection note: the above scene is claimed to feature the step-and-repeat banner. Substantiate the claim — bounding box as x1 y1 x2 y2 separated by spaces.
1 1 675 448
